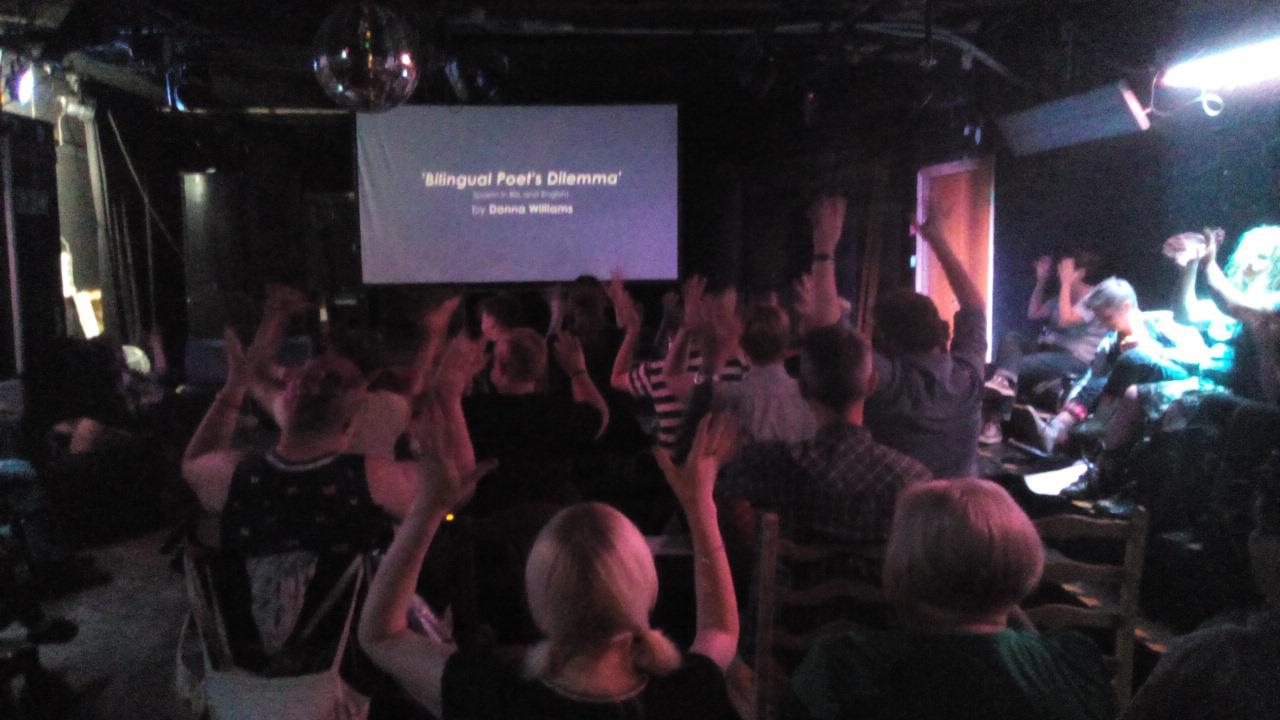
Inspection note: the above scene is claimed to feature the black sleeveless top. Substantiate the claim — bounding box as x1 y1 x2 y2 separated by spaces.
220 452 394 556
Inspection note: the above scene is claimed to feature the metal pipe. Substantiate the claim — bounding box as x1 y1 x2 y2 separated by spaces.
2 134 23 373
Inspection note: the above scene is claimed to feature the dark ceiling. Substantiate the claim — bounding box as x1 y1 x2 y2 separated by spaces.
3 1 1278 163
0 1 1200 108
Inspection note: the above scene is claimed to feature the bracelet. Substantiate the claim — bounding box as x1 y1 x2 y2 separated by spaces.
812 253 834 262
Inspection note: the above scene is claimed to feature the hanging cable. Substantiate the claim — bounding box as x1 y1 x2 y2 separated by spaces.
104 110 180 255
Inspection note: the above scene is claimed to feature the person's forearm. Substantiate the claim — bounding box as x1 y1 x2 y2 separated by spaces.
662 327 696 402
183 384 246 464
407 333 446 399
1173 259 1200 325
569 372 610 438
1056 286 1084 326
1205 258 1274 317
1027 279 1050 320
682 493 738 638
923 229 984 310
360 496 446 644
610 327 641 393
434 387 476 477
809 259 843 328
246 308 290 410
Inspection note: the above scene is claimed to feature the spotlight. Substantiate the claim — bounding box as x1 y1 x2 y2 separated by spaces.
17 65 33 104
3 54 35 105
1162 37 1280 90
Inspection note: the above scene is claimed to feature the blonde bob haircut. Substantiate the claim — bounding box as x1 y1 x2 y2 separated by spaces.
523 503 681 680
883 479 1044 623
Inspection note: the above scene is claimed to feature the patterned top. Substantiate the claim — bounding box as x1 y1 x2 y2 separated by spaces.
220 452 395 557
625 354 748 449
717 423 932 547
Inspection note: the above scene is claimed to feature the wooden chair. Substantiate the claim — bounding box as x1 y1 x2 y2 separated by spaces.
746 511 889 720
1026 506 1149 712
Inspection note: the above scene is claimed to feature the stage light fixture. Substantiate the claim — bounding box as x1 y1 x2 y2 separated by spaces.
1162 36 1280 90
995 81 1150 156
16 65 33 104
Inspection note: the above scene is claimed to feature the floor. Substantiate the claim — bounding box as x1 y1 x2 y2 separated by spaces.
3 531 189 719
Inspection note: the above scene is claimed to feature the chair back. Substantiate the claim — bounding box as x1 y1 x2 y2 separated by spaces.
177 544 371 720
1026 506 1149 711
749 511 888 720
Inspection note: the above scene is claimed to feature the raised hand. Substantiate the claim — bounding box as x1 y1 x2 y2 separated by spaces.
682 275 710 331
412 394 495 512
654 412 740 505
1057 257 1085 286
1033 255 1053 281
808 195 847 255
607 270 643 332
551 331 588 375
1203 227 1225 264
435 335 486 398
420 295 461 336
911 200 950 246
221 326 247 388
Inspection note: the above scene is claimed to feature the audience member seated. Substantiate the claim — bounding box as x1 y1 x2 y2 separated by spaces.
245 285 455 459
712 302 817 443
1165 226 1280 607
358 413 742 720
791 478 1111 720
715 325 931 570
990 251 1106 402
611 275 747 452
1022 278 1208 497
1122 459 1280 720
180 328 437 701
865 204 987 478
983 251 1105 443
462 328 611 516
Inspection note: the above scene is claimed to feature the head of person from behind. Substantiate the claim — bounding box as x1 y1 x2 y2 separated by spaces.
1225 225 1280 296
479 293 524 343
1082 277 1141 337
798 325 875 419
523 502 682 692
871 290 950 357
279 350 368 444
491 328 548 395
739 302 791 367
883 478 1044 631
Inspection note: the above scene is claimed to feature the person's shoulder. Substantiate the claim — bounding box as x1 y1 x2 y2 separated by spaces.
858 434 932 482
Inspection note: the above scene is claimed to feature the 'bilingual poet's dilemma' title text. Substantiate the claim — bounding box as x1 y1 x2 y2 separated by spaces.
423 170 622 190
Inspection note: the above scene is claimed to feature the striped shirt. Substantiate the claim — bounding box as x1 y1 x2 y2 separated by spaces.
626 353 748 449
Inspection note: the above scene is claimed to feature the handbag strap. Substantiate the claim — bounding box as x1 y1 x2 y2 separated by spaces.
289 554 367 672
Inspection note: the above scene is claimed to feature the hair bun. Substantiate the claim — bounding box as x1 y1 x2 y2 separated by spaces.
631 628 682 677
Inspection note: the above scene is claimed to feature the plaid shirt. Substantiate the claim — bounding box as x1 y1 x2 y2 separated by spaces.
717 422 932 546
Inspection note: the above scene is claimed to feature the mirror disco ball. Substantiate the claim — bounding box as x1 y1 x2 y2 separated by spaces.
313 2 420 112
